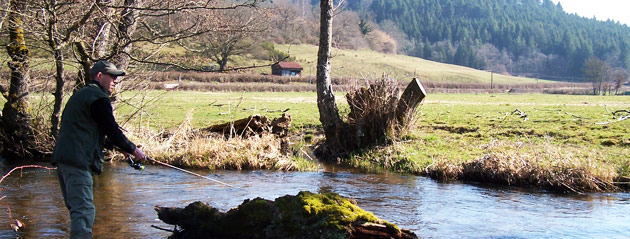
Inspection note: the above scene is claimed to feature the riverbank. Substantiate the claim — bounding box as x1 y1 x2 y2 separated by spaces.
5 162 629 238
110 91 630 193
119 109 318 171
4 90 628 192
342 93 630 193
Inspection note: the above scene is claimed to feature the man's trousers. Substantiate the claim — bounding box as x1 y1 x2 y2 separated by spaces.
57 164 94 239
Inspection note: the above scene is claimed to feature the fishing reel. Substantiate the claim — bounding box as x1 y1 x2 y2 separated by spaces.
127 156 145 171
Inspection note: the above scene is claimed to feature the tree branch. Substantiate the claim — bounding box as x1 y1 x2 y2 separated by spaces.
613 110 630 116
61 1 97 42
102 0 264 15
596 109 630 125
0 165 57 185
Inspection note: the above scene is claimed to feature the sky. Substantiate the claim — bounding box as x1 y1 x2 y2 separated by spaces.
551 0 630 25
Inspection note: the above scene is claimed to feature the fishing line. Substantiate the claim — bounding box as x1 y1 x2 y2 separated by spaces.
126 155 234 188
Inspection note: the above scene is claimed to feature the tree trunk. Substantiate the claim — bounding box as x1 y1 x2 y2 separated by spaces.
316 0 343 148
395 78 426 127
46 0 64 139
94 0 113 59
218 54 228 71
50 38 64 139
74 41 92 89
111 0 141 70
2 0 35 159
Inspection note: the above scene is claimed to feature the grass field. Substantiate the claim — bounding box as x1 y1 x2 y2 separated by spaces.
115 91 327 130
3 89 629 191
272 44 545 84
113 90 630 192
349 93 630 192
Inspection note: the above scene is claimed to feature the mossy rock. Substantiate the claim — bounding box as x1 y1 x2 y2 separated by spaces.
156 191 417 239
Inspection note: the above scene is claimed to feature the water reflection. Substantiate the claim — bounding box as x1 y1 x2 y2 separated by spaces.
0 162 629 238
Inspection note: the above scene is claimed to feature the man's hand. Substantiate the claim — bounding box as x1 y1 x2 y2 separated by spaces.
132 148 146 162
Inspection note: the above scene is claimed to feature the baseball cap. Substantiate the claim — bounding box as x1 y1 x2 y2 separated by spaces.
89 60 126 78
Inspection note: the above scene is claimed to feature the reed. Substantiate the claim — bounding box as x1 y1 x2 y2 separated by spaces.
122 109 318 171
426 140 618 193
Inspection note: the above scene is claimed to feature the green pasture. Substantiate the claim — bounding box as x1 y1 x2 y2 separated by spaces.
417 93 630 161
12 91 629 150
114 91 329 130
4 90 630 184
274 44 543 84
2 42 543 86
116 91 630 180
116 91 630 141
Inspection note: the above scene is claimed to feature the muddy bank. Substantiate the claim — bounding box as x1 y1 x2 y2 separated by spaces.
155 191 417 239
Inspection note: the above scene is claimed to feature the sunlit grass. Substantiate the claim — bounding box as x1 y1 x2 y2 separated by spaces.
346 93 630 192
5 89 630 191
114 90 346 131
275 44 545 84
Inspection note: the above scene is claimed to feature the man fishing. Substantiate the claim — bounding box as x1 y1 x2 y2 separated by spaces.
52 60 146 239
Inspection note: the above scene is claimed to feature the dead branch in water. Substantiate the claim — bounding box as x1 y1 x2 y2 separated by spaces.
0 165 57 184
1 165 57 231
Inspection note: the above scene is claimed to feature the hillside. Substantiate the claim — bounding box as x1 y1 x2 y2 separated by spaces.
273 44 543 84
343 0 630 79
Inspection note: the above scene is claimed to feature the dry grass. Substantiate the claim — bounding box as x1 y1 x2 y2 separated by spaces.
123 110 314 171
425 140 618 193
345 78 404 146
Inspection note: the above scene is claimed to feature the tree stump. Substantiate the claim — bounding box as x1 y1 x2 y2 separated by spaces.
395 77 426 127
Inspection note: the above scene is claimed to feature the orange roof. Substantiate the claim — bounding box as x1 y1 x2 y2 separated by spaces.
276 62 303 69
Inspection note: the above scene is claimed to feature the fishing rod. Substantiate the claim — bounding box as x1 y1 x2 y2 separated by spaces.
126 155 234 188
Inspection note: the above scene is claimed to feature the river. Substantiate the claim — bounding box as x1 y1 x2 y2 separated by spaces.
1 161 629 238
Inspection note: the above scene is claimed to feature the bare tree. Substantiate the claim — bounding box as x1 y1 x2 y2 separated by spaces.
30 0 97 137
583 57 611 95
191 7 269 71
267 0 315 44
331 10 366 50
315 0 426 158
380 19 410 54
612 68 628 95
0 0 270 159
367 29 397 54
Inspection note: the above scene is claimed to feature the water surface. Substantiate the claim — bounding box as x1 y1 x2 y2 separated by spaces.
1 162 629 238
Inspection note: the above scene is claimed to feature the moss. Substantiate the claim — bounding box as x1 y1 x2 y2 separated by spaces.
157 191 403 239
218 197 275 236
178 201 222 230
6 15 29 58
275 191 399 234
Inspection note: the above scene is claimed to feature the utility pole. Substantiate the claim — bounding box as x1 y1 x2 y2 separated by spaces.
490 71 494 89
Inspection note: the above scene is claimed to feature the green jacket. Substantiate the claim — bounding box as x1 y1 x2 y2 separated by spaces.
52 82 109 174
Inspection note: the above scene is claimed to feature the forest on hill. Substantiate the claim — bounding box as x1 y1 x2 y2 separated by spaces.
346 0 630 80
297 0 627 81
